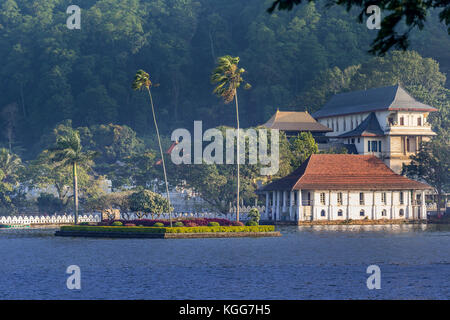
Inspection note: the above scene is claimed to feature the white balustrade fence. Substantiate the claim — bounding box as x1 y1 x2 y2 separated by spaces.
0 214 101 225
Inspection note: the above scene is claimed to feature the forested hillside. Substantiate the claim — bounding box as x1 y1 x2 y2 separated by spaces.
0 0 449 158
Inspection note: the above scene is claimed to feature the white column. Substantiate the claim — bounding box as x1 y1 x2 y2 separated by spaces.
276 191 281 221
265 191 269 220
297 189 302 221
272 191 276 220
372 191 376 220
289 191 295 221
282 190 287 217
347 191 350 220
421 190 427 220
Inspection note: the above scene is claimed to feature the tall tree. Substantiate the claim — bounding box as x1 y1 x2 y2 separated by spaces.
48 128 97 224
0 148 22 210
132 69 173 227
211 56 251 221
402 136 450 216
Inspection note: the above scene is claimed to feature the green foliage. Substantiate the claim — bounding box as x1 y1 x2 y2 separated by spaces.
290 132 318 168
153 222 164 227
267 0 450 55
402 135 450 212
37 193 64 214
174 221 184 227
208 222 220 226
112 221 123 226
245 220 258 226
0 148 22 210
128 189 172 215
247 208 261 223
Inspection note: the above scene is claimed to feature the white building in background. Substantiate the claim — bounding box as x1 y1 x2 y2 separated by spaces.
312 85 437 173
259 154 432 222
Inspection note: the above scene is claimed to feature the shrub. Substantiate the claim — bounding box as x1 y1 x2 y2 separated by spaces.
174 221 184 227
153 222 164 227
185 222 197 227
124 223 136 227
231 221 245 226
245 220 258 226
247 208 260 223
208 222 220 226
112 221 123 226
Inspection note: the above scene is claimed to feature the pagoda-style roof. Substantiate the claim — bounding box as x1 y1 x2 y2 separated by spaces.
261 110 332 132
338 112 384 138
259 154 432 191
312 85 438 119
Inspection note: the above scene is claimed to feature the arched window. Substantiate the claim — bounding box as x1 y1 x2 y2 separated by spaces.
360 209 365 216
399 209 404 217
399 192 404 205
321 209 326 217
381 209 387 216
338 209 343 217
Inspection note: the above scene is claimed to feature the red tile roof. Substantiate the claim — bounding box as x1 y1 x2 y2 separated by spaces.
260 154 431 191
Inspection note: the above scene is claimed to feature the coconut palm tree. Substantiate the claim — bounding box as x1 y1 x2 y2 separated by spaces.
132 69 173 227
211 55 250 222
48 129 97 224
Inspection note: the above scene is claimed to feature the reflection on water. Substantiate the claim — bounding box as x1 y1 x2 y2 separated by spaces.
0 224 449 299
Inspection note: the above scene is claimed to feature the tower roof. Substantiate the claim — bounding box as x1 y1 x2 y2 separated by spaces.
338 112 384 138
312 85 438 119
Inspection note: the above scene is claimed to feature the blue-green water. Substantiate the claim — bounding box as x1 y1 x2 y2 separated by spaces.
0 224 449 299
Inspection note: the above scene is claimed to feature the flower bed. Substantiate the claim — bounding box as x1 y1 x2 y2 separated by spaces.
60 225 275 234
100 217 244 227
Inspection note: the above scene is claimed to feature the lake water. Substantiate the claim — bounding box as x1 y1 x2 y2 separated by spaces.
0 224 449 299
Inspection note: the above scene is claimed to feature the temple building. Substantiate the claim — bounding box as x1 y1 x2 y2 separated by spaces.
260 110 332 139
259 154 432 222
312 85 437 173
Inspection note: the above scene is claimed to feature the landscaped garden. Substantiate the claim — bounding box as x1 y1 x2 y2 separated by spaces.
55 216 280 239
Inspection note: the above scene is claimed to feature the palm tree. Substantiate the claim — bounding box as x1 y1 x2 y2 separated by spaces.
132 70 173 227
48 129 97 224
0 148 22 182
211 55 250 222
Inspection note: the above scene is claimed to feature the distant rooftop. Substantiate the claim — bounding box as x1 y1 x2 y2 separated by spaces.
261 110 332 132
312 85 438 119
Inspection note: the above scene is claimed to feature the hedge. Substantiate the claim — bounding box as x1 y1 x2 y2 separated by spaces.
60 225 275 234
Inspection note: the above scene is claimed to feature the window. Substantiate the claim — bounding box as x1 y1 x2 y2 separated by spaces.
388 117 394 125
321 209 326 217
417 117 422 126
358 138 360 143
399 192 404 205
400 117 404 125
343 120 346 131
336 120 339 131
338 209 343 217
379 141 382 152
406 138 410 152
352 138 355 144
381 192 386 205
327 120 330 128
351 120 354 130
368 141 371 152
359 193 365 205
337 192 343 205
371 141 378 152
382 209 387 216
332 121 334 131
399 209 404 217
360 209 365 216
320 193 326 205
